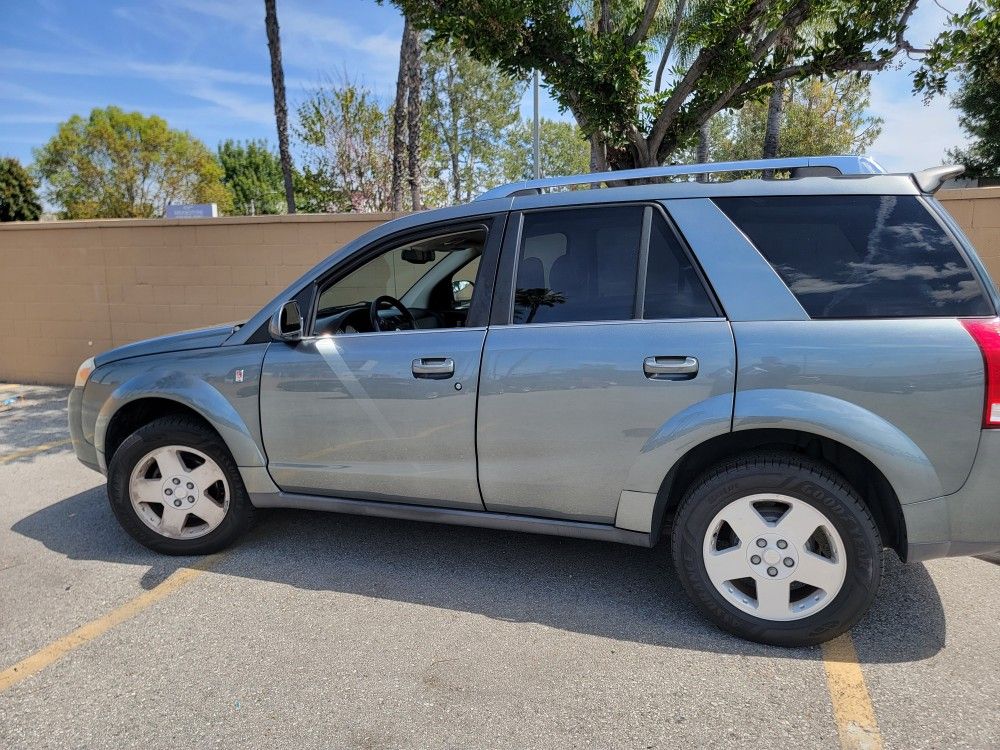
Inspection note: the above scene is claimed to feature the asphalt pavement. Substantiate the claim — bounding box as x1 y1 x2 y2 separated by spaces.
1 385 998 749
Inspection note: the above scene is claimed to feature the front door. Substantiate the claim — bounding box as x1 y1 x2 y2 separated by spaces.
477 204 735 523
260 217 503 510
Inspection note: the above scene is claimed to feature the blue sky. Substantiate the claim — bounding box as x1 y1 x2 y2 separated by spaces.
1 0 968 174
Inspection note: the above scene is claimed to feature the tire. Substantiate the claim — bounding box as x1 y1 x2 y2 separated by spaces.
107 416 254 555
671 451 882 647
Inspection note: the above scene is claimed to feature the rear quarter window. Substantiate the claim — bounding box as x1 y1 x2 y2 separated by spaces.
714 195 993 318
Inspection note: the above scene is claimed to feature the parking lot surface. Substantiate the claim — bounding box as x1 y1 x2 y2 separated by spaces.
1 384 998 749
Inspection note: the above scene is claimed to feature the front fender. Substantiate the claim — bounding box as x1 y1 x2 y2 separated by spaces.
95 369 266 472
734 388 943 504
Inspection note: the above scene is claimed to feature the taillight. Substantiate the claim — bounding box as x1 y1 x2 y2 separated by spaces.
961 318 1000 427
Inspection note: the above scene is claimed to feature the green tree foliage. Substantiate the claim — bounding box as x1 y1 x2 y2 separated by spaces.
423 44 524 203
295 82 394 212
502 118 591 182
709 76 883 162
217 139 286 215
388 0 929 169
916 1 1000 178
0 157 42 222
33 106 230 219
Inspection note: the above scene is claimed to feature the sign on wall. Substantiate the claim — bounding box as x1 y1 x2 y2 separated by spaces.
165 203 218 219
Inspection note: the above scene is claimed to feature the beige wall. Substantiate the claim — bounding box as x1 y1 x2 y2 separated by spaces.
1 188 999 386
937 187 1000 271
0 213 398 385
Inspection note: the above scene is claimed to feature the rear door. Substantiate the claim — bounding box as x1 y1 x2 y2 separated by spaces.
476 203 736 523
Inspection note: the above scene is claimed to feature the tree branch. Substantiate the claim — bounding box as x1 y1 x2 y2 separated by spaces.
648 0 773 151
654 0 687 93
626 0 662 47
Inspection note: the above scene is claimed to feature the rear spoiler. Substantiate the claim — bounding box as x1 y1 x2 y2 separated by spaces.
913 165 965 194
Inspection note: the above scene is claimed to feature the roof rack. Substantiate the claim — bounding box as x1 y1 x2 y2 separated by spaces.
475 155 887 201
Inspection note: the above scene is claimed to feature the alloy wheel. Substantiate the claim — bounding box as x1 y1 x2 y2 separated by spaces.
702 493 847 622
128 445 230 540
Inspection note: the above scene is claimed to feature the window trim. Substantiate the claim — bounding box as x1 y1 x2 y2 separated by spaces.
492 201 724 327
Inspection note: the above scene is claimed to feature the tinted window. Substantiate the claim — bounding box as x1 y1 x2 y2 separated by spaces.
644 211 718 319
715 195 992 318
513 206 642 324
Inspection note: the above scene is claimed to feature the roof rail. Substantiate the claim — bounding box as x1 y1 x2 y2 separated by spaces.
475 155 887 201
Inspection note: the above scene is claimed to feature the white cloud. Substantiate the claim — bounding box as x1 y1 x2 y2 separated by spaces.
863 0 969 172
867 73 967 172
182 81 275 125
0 47 312 90
167 0 402 89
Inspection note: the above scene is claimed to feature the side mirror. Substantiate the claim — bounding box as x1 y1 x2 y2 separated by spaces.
270 300 303 342
452 279 474 301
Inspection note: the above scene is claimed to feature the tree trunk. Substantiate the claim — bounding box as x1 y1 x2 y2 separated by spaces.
405 23 423 211
695 122 710 182
762 79 786 160
451 149 461 204
589 133 608 173
762 30 793 179
390 18 410 211
264 0 296 214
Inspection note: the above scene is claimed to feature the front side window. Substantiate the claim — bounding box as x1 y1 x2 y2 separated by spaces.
313 227 487 335
715 195 993 318
512 206 643 324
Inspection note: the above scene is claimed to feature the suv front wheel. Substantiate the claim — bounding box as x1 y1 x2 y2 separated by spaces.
671 452 882 647
107 416 254 555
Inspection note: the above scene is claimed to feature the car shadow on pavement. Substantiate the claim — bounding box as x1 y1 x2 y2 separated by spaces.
13 486 946 664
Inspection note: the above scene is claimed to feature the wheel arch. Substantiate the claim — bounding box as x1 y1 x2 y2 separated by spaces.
103 398 221 468
650 428 907 560
96 371 266 471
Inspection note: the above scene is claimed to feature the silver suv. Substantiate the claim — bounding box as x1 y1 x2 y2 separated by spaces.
69 156 1000 646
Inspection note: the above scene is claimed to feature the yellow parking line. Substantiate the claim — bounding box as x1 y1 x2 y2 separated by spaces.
0 438 73 465
822 633 883 750
0 554 223 693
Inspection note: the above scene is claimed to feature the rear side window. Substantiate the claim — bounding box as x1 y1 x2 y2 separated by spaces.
513 206 642 324
715 195 992 318
643 211 718 319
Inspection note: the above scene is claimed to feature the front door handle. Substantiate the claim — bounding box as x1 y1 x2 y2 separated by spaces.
643 355 699 380
412 357 455 379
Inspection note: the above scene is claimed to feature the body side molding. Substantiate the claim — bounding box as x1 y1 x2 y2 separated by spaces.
251 491 653 547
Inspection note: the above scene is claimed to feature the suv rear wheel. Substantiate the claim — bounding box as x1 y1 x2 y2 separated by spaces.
671 452 882 647
107 416 254 555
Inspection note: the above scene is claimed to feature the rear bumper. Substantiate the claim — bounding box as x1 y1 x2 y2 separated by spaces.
67 386 101 474
904 429 1000 562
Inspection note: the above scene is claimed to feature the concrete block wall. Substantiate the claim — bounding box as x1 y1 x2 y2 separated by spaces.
1 188 998 385
938 187 1000 272
0 213 397 384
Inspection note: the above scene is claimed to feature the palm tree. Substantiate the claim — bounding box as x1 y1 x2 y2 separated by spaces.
762 29 795 162
390 18 410 211
265 0 296 213
391 17 423 211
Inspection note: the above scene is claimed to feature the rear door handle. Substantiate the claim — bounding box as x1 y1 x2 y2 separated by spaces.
412 357 455 379
643 355 699 380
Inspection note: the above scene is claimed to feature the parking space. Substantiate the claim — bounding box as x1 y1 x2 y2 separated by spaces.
1 385 998 749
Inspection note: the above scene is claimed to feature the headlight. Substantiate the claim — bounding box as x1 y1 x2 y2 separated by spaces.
75 357 96 387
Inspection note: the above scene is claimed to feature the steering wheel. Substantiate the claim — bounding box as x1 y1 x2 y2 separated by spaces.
369 295 417 332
